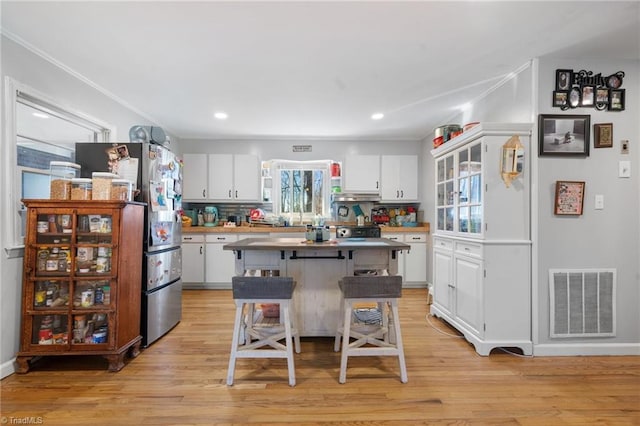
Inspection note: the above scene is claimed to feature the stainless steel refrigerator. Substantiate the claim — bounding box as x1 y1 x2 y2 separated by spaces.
75 142 183 346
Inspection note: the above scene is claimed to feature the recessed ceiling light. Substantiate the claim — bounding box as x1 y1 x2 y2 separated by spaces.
214 112 228 120
371 113 384 120
32 112 49 119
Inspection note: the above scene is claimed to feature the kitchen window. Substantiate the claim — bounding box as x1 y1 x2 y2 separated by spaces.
4 78 113 252
271 160 332 224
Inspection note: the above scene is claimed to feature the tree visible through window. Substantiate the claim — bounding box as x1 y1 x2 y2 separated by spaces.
280 169 324 215
271 160 332 223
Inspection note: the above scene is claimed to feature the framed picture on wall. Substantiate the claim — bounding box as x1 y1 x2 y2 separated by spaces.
554 181 585 215
608 89 625 111
538 114 590 156
556 69 573 91
594 123 613 148
553 91 568 107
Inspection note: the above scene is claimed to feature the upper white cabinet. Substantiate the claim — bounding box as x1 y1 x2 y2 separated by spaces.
182 154 208 200
208 154 260 202
182 154 260 202
380 155 418 202
430 123 533 356
343 154 380 193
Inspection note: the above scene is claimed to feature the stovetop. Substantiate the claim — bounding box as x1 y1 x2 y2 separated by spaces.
335 225 381 239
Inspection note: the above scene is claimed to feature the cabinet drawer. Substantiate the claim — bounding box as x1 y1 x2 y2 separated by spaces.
384 233 403 242
455 241 483 258
182 235 204 243
433 238 453 250
205 234 238 243
404 233 426 243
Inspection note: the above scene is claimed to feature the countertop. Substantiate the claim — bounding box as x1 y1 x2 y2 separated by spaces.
222 237 411 251
183 223 430 234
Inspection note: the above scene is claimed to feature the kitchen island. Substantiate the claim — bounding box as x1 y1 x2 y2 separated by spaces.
223 237 410 336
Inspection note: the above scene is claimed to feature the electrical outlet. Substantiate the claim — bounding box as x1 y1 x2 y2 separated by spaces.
621 139 629 154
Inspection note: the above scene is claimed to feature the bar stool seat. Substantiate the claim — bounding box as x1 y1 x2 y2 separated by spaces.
334 275 407 383
227 276 300 386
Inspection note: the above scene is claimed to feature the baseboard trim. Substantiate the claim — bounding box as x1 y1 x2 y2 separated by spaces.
534 343 640 356
1 358 16 379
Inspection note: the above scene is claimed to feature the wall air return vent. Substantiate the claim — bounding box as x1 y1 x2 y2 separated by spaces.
549 269 616 338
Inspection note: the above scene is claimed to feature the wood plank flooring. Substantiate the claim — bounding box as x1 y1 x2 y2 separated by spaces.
2 289 639 425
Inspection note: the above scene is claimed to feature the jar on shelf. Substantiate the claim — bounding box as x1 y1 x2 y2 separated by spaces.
111 179 134 201
49 161 80 200
92 172 117 200
71 178 92 200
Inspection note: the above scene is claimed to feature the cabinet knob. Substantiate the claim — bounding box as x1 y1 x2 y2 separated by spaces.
202 189 206 198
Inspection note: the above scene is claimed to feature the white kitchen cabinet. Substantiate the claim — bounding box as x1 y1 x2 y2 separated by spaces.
208 154 260 202
343 154 380 193
182 154 208 200
380 155 418 202
205 234 238 287
383 232 427 288
181 235 205 287
430 123 533 356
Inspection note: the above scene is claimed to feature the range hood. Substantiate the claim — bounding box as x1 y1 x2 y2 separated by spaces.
331 193 381 202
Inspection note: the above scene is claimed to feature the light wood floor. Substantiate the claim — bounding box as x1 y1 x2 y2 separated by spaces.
2 289 639 425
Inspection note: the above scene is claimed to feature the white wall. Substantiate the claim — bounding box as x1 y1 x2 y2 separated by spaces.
0 36 170 378
535 57 640 354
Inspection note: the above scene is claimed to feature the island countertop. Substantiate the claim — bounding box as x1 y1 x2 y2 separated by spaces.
222 237 410 251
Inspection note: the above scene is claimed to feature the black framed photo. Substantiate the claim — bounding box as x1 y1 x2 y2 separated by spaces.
608 89 625 111
553 91 568 107
581 85 595 107
556 69 573 91
568 87 581 108
538 114 590 156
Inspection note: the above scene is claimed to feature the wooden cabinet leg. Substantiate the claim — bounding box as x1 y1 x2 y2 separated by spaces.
129 341 142 358
15 356 32 374
104 353 126 372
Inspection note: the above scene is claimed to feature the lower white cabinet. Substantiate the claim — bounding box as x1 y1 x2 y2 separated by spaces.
384 232 428 287
181 235 205 286
430 236 532 356
205 234 238 286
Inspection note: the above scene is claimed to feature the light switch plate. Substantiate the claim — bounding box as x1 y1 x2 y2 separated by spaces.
595 194 604 210
619 160 631 178
621 140 629 155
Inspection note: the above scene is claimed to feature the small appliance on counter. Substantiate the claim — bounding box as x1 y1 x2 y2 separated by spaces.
203 206 219 227
305 225 331 242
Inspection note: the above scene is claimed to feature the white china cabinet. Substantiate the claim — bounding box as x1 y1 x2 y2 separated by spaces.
430 123 533 356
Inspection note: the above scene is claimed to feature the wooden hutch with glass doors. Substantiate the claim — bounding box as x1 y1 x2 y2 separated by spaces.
17 200 144 373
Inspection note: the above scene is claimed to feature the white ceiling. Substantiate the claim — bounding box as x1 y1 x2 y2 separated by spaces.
2 1 639 141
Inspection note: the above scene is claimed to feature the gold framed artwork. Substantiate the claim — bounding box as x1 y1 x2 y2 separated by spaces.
554 181 585 215
594 123 613 148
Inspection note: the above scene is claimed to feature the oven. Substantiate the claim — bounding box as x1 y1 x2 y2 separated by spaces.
335 225 381 239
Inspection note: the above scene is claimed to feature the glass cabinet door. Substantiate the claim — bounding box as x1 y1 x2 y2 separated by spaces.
436 155 456 231
435 141 483 236
457 142 482 235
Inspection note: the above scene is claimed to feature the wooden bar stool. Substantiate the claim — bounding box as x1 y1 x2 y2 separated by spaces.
227 276 300 387
334 275 407 384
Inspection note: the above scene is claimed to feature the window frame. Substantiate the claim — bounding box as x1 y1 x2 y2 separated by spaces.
3 77 115 255
271 159 333 224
